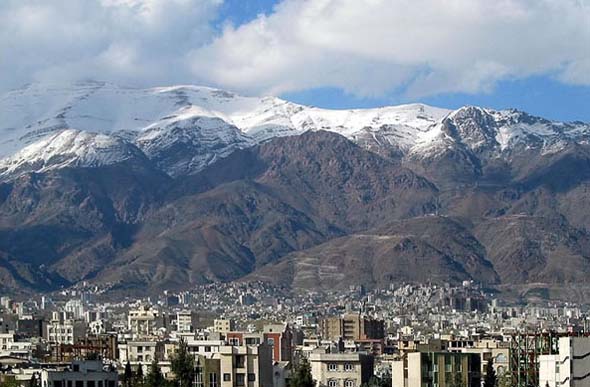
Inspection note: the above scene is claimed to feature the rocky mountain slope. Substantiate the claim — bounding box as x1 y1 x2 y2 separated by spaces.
1 82 590 300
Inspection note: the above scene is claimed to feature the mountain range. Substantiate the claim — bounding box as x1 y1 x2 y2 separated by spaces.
1 80 590 301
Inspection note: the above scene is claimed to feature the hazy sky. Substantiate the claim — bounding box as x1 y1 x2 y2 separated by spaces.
2 0 589 121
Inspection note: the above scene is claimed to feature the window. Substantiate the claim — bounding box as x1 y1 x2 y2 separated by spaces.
205 346 211 352
209 373 218 387
328 363 338 372
495 354 507 363
248 373 256 382
328 380 338 387
236 355 246 368
344 363 354 372
267 338 275 346
76 382 84 387
224 373 231 382
88 382 96 387
345 381 355 387
196 364 204 387
236 373 245 387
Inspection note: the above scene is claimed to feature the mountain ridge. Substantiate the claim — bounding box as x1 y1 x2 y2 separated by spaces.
2 81 588 181
2 83 590 301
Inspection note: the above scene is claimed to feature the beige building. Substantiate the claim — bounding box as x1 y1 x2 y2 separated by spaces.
128 306 160 338
177 311 194 333
214 318 236 335
308 351 374 387
321 314 384 341
217 344 273 387
460 339 510 377
46 314 85 346
393 352 481 387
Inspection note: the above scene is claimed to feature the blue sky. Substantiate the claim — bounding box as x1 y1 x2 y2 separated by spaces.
284 77 590 123
1 0 589 122
216 0 590 122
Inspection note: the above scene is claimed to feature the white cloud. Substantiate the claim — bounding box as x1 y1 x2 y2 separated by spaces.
0 0 222 91
189 0 590 98
0 0 589 98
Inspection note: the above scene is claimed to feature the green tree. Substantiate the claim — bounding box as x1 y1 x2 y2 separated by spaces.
496 372 512 387
135 364 144 387
0 379 21 387
124 361 133 387
450 371 464 387
171 338 195 387
289 357 315 387
145 359 167 387
484 358 497 387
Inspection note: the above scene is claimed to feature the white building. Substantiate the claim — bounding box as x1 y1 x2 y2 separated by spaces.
308 350 373 387
65 299 85 320
47 316 76 345
177 311 193 333
128 306 160 338
540 337 590 387
0 330 31 359
41 360 118 387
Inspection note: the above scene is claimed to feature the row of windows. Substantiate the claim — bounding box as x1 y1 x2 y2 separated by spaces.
328 379 355 387
196 370 256 387
195 370 220 387
49 380 116 387
328 363 355 372
48 328 73 333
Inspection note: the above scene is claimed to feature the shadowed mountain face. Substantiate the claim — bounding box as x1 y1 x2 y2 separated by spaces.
1 91 590 300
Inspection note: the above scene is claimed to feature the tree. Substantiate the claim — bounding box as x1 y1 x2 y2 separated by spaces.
145 359 167 387
0 379 21 387
496 372 512 387
29 373 41 387
289 357 315 387
124 361 133 387
450 370 464 387
484 358 497 387
135 364 144 387
171 338 195 387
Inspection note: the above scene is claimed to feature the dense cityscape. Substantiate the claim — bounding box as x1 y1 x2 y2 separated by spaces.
0 281 588 386
2 1 589 387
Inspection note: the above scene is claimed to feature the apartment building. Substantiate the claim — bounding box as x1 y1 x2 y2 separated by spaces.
321 314 384 341
217 344 273 387
308 350 374 387
263 324 294 362
46 313 86 346
540 336 590 387
41 360 118 387
128 306 160 338
393 352 481 387
177 311 195 333
214 319 236 335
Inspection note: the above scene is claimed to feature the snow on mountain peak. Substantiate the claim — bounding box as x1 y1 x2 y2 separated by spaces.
1 81 589 179
0 129 141 178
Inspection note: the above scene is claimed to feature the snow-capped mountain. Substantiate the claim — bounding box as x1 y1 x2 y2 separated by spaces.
0 129 145 177
1 81 589 179
412 106 590 158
